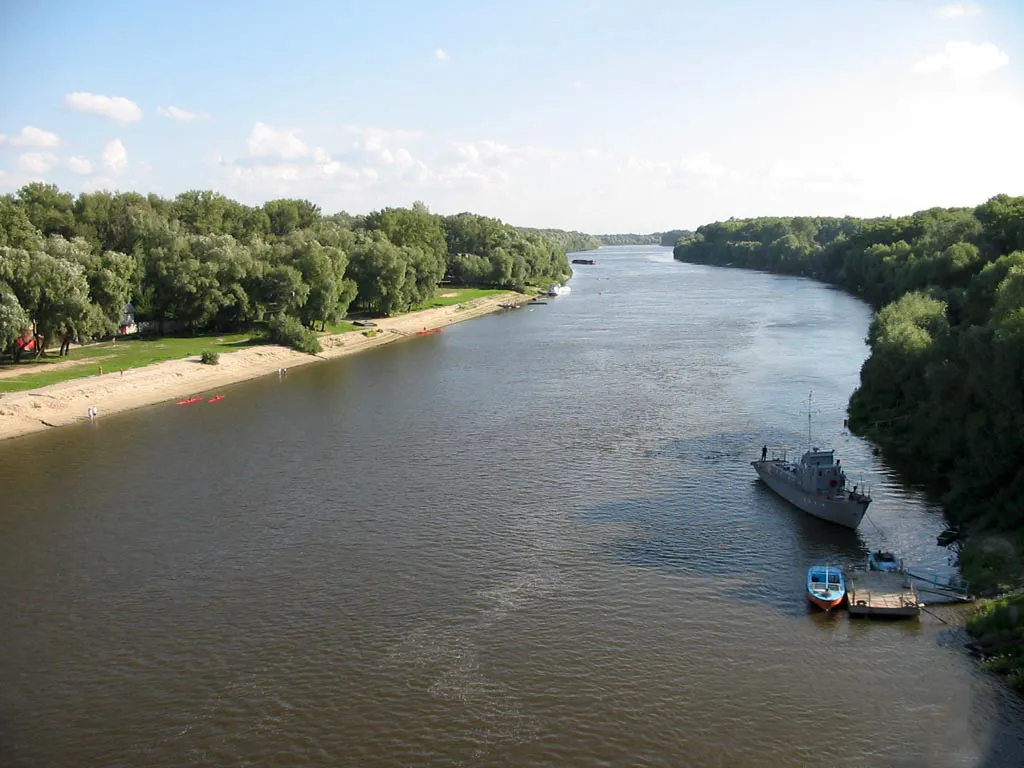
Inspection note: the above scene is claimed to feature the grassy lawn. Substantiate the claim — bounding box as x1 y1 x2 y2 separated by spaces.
321 321 360 335
413 287 508 310
0 333 257 393
0 289 514 394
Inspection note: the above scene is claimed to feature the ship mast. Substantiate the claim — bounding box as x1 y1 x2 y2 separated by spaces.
806 390 813 450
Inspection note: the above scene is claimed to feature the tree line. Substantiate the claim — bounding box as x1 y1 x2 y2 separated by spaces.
673 195 1024 543
659 230 691 247
596 233 662 246
0 184 574 356
517 227 601 253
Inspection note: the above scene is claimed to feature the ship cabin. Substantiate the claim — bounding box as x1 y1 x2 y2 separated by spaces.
799 449 847 495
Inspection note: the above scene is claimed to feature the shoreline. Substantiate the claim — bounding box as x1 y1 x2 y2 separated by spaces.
0 293 528 442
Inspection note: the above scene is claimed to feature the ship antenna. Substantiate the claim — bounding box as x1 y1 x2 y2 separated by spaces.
807 390 813 450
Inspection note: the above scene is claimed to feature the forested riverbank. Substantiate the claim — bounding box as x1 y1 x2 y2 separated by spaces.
0 185 575 358
673 195 1024 687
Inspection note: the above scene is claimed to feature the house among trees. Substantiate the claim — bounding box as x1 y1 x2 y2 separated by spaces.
119 302 136 336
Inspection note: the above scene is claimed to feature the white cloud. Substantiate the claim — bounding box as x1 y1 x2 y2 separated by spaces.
937 3 982 18
82 176 119 193
393 148 414 169
157 105 204 122
67 156 94 175
221 123 457 207
454 140 512 164
18 152 59 174
435 47 450 61
0 168 42 190
102 139 128 173
221 159 367 188
4 126 61 148
65 92 143 123
913 41 1009 78
341 125 423 143
436 140 540 188
207 90 1023 233
247 122 308 159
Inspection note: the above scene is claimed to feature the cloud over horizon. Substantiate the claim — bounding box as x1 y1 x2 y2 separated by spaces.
64 92 143 123
937 3 982 19
913 41 1009 79
1 2 1021 232
157 105 204 122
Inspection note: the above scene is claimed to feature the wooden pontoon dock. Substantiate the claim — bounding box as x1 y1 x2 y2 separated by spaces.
846 571 922 618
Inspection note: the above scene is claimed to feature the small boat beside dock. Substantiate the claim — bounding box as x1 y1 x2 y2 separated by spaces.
868 550 903 573
863 550 974 605
846 571 922 618
807 565 846 612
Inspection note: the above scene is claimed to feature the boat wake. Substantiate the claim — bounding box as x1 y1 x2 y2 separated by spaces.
384 564 566 761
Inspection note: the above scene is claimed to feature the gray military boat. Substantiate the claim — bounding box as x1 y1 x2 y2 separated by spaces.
752 393 872 529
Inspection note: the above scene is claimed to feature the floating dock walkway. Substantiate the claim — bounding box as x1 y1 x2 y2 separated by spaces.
846 569 975 617
846 572 922 618
904 570 975 605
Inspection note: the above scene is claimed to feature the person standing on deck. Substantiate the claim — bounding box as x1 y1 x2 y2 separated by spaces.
761 444 768 461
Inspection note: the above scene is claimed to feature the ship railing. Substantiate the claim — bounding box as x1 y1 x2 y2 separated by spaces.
847 482 872 501
904 568 971 596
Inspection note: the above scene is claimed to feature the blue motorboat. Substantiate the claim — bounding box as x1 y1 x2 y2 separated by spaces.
868 550 903 573
806 565 846 612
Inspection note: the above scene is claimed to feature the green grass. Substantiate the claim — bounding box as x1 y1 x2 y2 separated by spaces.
966 593 1024 691
413 287 507 310
0 289 513 394
0 333 257 392
960 534 1024 597
321 321 360 335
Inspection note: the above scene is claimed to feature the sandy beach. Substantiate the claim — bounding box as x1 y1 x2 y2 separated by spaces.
0 293 527 442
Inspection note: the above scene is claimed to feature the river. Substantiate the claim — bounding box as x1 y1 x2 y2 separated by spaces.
1 245 1021 767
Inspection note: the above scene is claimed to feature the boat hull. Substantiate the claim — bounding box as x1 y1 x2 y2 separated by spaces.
807 592 845 612
752 460 868 529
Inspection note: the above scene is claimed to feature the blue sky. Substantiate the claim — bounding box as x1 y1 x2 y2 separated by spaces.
1 0 1021 232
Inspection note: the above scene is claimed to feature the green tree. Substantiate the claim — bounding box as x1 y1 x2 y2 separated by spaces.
0 195 45 250
363 203 448 262
16 183 77 239
0 281 30 354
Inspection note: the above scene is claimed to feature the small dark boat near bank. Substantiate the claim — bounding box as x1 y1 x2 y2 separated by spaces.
572 258 597 265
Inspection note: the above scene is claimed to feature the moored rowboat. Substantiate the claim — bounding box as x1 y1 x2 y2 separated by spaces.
807 565 846 612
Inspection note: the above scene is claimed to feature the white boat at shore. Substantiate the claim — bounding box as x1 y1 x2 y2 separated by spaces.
752 393 872 529
548 284 571 296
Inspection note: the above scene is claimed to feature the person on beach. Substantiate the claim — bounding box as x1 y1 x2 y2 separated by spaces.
59 327 73 357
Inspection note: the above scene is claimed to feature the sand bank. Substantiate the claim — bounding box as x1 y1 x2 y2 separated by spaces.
0 293 528 442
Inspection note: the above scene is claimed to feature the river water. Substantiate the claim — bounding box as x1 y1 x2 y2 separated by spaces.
1 245 1021 767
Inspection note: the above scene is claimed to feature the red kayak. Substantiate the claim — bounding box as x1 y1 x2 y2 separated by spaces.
176 396 204 405
416 328 442 335
208 396 225 403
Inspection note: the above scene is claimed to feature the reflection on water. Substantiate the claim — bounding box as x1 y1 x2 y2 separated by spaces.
1 246 1022 768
